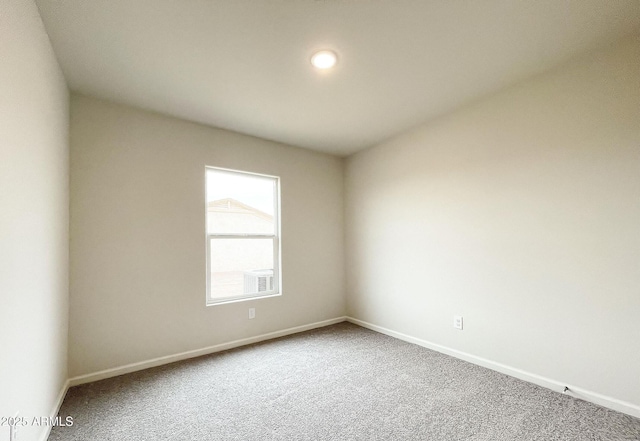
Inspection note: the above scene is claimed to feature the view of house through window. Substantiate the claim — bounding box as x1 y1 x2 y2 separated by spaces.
206 167 280 303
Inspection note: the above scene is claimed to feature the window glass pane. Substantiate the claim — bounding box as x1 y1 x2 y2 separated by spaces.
207 169 275 235
209 238 275 299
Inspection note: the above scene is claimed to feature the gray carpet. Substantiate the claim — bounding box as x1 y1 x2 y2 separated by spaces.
49 322 640 440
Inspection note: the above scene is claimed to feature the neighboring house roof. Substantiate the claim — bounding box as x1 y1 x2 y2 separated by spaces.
208 198 273 221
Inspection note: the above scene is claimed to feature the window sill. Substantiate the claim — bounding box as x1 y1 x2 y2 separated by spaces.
206 292 281 307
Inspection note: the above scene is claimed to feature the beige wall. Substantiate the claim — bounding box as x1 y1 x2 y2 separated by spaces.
0 1 69 440
69 95 345 377
346 36 640 408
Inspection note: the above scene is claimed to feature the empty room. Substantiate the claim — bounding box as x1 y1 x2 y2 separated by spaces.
1 0 639 440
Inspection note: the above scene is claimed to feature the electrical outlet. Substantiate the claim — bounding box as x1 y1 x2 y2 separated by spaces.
248 308 255 319
453 316 463 330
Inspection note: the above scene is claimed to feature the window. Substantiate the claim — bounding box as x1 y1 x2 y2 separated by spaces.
206 167 281 304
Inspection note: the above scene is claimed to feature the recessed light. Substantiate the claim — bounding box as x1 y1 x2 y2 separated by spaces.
311 50 338 69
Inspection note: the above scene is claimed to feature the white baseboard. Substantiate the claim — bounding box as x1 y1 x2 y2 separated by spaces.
68 316 347 387
38 378 70 441
346 316 640 419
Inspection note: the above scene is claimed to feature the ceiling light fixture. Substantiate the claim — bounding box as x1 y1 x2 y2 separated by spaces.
311 50 338 69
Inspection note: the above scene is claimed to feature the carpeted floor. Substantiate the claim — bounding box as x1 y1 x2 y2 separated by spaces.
49 322 640 440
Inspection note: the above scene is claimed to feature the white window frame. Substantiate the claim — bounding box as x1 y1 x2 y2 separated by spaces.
205 166 281 305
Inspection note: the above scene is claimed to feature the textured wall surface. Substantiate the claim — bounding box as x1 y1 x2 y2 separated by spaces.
0 1 69 440
346 36 640 408
69 95 345 377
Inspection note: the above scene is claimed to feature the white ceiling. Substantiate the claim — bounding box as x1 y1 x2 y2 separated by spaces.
36 0 640 156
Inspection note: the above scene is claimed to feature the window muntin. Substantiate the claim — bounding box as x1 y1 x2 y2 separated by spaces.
206 167 280 304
